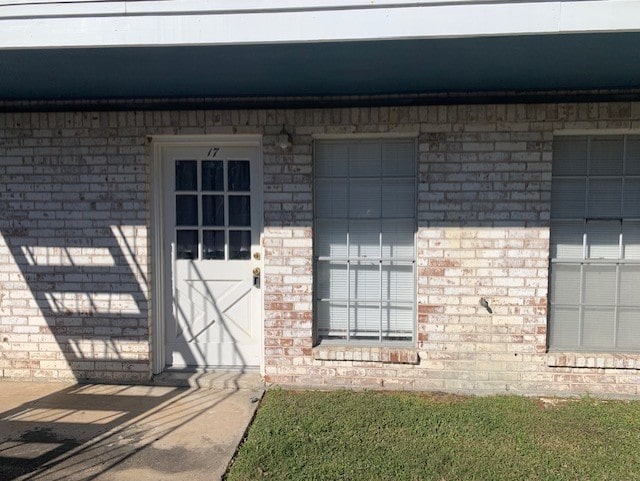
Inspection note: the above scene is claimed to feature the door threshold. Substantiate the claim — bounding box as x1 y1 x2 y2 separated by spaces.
152 369 264 390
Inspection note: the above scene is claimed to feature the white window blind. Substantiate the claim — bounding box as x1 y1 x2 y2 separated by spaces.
314 139 416 343
549 135 640 351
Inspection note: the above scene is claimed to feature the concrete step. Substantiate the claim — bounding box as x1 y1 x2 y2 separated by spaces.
152 370 265 390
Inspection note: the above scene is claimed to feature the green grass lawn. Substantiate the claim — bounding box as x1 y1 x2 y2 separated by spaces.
225 390 640 481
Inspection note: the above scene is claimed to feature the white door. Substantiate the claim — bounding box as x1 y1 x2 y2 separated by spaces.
162 144 262 369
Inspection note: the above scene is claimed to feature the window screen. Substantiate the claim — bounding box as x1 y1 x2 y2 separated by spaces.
549 135 640 351
314 140 416 343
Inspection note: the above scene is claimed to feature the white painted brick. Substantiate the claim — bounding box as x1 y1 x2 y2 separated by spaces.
1 102 640 396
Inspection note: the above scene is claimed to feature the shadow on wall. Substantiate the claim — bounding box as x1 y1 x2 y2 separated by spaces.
1 225 150 382
168 260 249 370
0 134 260 381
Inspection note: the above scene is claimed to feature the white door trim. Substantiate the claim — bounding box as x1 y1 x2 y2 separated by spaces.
150 134 264 375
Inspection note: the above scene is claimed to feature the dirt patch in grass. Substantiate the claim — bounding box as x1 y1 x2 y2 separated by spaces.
534 397 574 409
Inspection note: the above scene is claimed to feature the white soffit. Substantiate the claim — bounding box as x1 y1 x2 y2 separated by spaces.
0 0 639 49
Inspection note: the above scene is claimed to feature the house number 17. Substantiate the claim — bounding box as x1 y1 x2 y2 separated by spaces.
207 147 220 158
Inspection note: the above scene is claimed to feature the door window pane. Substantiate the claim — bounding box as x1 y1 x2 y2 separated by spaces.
176 195 198 226
202 160 223 191
228 160 250 191
175 160 197 191
229 196 251 226
229 230 251 260
176 230 198 260
203 230 225 260
173 154 254 264
202 195 224 226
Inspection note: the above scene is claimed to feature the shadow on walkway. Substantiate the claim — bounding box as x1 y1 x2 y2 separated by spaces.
0 380 262 481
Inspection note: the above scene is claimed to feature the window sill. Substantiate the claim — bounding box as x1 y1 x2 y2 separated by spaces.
547 353 640 370
312 345 419 365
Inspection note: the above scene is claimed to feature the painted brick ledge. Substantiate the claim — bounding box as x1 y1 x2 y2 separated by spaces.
312 345 419 364
548 353 640 370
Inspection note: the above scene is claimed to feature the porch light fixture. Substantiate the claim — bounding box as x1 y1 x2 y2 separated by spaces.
277 125 292 151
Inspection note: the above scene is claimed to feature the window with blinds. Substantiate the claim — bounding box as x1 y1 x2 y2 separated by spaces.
314 139 416 343
549 135 640 351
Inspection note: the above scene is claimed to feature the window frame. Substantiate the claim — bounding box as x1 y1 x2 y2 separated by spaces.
312 138 418 346
549 134 640 353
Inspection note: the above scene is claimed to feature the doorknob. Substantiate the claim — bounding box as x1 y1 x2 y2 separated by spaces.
253 267 261 288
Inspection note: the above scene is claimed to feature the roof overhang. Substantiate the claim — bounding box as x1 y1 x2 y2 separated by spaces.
2 33 640 105
1 1 640 108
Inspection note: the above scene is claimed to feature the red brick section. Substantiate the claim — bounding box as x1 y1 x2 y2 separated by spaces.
313 346 419 364
261 123 314 385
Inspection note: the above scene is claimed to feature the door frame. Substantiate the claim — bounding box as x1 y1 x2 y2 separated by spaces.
150 135 264 375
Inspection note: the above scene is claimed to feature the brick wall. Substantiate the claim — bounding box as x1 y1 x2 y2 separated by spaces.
262 103 640 397
1 103 639 394
0 112 152 382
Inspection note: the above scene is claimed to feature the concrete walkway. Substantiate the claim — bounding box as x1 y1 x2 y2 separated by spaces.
0 377 264 481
